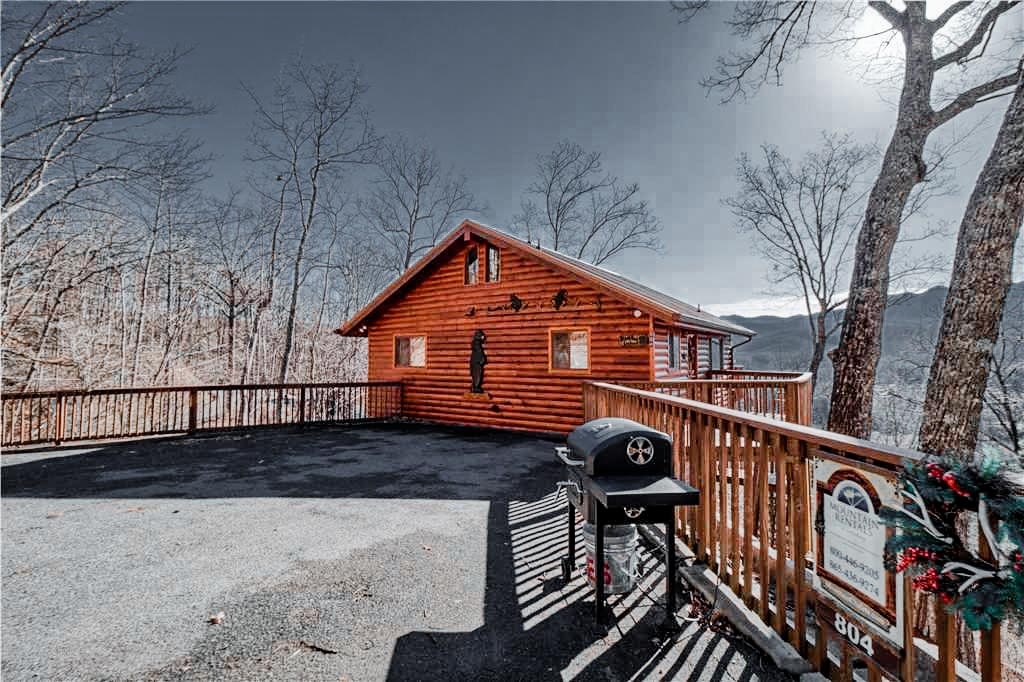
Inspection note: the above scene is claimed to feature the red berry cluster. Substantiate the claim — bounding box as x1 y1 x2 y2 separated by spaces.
1014 551 1023 573
896 547 938 572
941 471 972 498
912 567 941 592
926 463 945 480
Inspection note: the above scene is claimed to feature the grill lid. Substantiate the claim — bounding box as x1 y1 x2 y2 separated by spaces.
567 417 672 477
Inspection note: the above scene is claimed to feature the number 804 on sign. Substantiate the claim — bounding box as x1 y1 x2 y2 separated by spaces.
815 598 902 679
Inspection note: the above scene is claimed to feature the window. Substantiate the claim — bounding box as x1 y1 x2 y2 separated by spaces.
486 245 500 282
550 329 589 370
394 335 426 367
710 338 723 371
465 247 478 285
668 332 679 370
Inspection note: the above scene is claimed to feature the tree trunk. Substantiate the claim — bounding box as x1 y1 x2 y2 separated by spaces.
828 6 934 438
278 227 310 385
129 236 156 388
918 81 1024 459
808 309 828 395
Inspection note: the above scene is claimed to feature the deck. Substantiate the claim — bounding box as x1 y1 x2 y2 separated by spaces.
1 423 788 681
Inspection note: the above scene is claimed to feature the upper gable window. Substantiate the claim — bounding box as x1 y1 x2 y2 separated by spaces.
486 245 500 282
465 247 478 285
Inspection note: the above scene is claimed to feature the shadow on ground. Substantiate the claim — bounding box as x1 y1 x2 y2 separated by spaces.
2 424 790 681
1 422 560 501
387 494 789 681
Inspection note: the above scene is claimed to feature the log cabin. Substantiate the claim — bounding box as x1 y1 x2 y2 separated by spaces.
336 220 755 433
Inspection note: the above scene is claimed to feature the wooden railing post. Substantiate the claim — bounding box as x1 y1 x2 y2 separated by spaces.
935 603 957 682
298 386 306 424
188 389 198 433
900 575 917 682
979 515 1002 681
54 394 66 445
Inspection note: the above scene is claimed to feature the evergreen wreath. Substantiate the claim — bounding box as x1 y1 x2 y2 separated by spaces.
880 451 1024 631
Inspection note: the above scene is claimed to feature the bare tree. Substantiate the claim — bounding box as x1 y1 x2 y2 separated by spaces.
512 140 661 265
726 134 873 392
245 59 377 384
1 2 205 241
918 79 1024 460
1 2 208 390
200 195 265 382
118 138 209 386
360 135 480 275
983 302 1023 458
727 132 950 394
676 1 1023 437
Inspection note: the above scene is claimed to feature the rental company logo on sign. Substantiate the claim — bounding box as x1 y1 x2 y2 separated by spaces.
822 482 887 604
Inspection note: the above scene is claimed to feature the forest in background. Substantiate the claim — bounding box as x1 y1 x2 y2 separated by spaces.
2 3 1021 463
2 4 667 394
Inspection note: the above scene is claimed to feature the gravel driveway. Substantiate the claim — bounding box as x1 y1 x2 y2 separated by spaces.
2 423 788 681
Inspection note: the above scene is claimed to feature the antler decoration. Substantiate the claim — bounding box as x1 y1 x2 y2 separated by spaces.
899 482 953 544
978 498 1013 569
941 561 999 594
941 499 1015 592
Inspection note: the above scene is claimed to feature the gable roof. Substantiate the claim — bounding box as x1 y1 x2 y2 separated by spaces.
336 220 755 337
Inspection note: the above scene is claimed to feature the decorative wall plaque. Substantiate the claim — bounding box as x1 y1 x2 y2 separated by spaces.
619 334 650 347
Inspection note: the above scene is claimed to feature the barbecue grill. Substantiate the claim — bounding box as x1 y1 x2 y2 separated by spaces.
556 417 699 625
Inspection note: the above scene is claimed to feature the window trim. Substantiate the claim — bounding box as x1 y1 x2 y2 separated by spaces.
668 331 679 370
464 246 479 285
548 327 592 374
710 337 724 372
392 334 428 369
485 244 500 283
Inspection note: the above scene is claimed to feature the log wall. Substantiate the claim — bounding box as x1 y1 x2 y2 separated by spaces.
366 236 655 432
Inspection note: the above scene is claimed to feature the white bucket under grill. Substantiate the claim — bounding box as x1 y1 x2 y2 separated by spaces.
582 522 638 594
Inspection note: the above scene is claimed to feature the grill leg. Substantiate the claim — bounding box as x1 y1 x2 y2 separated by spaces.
562 501 575 582
594 506 605 622
663 515 679 630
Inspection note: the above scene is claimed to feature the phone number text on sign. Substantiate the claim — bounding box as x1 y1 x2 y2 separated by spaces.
822 493 886 605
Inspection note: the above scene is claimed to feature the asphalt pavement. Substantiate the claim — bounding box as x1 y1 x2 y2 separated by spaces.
2 423 790 681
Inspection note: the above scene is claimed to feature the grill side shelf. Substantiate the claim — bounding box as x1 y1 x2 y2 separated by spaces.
588 476 700 508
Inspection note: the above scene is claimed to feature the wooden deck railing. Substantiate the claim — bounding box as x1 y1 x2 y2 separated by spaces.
583 380 999 682
621 371 813 425
1 381 403 447
710 369 810 381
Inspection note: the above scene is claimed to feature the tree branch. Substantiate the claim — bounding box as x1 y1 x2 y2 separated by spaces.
930 2 972 31
932 2 1020 70
867 1 905 31
932 70 1021 128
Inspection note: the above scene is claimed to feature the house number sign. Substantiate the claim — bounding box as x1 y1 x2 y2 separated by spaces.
812 452 906 677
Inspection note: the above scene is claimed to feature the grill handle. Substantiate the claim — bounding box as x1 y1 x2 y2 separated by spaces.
556 480 582 497
554 446 584 468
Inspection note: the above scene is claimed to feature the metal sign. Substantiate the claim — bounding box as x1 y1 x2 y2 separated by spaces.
815 595 902 679
813 453 904 659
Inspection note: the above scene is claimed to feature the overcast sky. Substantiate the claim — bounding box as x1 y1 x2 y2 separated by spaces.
117 1 1021 317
